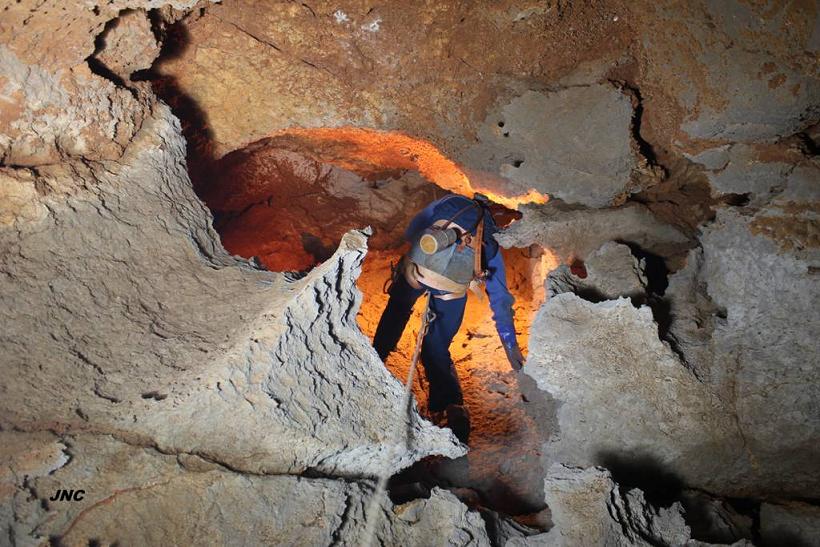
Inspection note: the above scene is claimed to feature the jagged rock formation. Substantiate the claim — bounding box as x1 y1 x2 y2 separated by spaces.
1 0 819 544
524 294 750 495
3 432 488 546
497 200 690 263
547 241 648 303
509 465 708 547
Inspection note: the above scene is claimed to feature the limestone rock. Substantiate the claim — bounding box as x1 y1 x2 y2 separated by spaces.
466 86 643 208
496 201 689 263
508 464 691 547
636 1 819 144
524 293 749 496
93 9 161 80
0 1 208 166
760 502 820 547
665 208 820 497
687 144 818 204
202 144 437 270
547 241 647 303
0 104 462 484
6 433 488 546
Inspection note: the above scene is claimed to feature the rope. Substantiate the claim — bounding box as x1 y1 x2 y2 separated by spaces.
360 292 435 547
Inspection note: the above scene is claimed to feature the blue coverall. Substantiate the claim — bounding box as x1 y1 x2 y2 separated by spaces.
372 195 517 412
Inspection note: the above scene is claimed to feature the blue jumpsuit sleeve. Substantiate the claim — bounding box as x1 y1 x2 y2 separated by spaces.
484 240 517 340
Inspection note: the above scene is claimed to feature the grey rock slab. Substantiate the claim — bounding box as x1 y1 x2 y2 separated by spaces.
760 501 820 547
524 293 749 496
496 201 688 262
465 86 640 208
547 241 647 303
687 144 819 205
0 104 462 482
666 208 820 497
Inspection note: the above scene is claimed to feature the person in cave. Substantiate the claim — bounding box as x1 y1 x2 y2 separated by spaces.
372 193 524 443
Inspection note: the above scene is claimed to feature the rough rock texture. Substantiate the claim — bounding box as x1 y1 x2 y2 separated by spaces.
0 1 210 166
0 101 470 542
547 241 647 303
524 293 753 496
760 502 820 547
664 207 819 498
496 201 689 263
1 104 463 478
3 0 820 543
154 0 818 169
508 464 692 547
687 144 817 204
464 85 648 207
93 8 161 81
201 144 437 270
3 433 489 546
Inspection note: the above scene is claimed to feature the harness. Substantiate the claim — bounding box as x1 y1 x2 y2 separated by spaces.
403 198 488 300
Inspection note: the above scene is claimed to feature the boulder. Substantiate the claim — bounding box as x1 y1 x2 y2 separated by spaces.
547 241 647 304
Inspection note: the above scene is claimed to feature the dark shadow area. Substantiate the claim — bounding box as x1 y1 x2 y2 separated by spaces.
680 492 758 544
721 193 752 207
596 450 684 508
133 16 218 191
86 9 131 90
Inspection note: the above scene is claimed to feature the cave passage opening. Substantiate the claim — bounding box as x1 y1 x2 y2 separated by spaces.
195 127 560 523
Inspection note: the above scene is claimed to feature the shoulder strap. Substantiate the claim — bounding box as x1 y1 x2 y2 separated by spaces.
473 212 484 280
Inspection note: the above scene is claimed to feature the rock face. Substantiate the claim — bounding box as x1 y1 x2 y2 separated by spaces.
687 144 816 204
465 86 646 207
496 201 689 263
509 464 692 547
3 433 488 546
200 144 437 271
665 207 820 498
547 241 648 304
760 502 820 547
2 0 820 544
0 102 464 542
524 294 751 496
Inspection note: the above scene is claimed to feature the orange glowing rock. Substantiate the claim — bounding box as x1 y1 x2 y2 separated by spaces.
263 127 549 209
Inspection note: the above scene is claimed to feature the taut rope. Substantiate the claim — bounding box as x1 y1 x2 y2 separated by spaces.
360 292 434 547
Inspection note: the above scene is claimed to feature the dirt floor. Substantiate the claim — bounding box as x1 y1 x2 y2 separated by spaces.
356 247 559 525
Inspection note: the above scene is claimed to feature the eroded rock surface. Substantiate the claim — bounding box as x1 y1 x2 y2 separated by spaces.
497 201 689 263
509 464 692 547
465 86 649 207
0 101 464 542
547 241 648 303
664 207 819 498
3 433 488 546
524 294 751 496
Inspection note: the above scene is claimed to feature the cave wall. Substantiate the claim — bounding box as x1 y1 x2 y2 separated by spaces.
1 0 818 545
